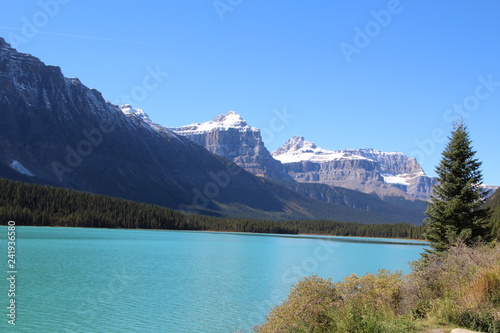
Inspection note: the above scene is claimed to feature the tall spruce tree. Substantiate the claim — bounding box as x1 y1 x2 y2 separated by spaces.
424 121 492 253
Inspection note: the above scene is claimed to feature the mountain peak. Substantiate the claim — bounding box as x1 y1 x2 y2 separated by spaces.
272 136 372 164
0 37 9 47
118 104 178 137
286 136 317 150
171 111 292 180
120 104 149 118
120 104 156 124
212 111 247 128
0 37 15 51
272 136 321 157
171 111 258 134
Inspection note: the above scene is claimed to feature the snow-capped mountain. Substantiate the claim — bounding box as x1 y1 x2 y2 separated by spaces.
171 112 292 180
273 136 436 199
120 104 155 125
172 112 436 200
172 111 258 133
119 104 180 138
272 136 375 164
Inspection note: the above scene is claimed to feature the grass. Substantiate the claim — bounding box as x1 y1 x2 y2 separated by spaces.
255 242 500 333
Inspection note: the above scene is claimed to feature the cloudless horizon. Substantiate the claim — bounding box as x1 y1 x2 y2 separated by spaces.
1 0 499 185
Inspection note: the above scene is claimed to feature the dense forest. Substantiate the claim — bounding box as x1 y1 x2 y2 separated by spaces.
0 177 424 239
485 188 500 238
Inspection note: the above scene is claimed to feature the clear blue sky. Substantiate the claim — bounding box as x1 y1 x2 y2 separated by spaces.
1 0 499 185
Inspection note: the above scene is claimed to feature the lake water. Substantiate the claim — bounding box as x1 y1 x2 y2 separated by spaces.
0 227 427 332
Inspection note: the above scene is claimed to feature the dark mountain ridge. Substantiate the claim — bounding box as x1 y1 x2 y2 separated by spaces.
0 37 427 224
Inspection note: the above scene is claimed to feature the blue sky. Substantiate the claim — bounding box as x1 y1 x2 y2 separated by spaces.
1 0 499 185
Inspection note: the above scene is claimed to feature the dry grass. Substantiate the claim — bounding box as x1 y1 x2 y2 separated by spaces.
401 243 500 332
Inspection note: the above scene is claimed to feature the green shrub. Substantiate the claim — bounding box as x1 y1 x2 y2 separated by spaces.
255 271 415 333
455 305 500 333
255 275 340 332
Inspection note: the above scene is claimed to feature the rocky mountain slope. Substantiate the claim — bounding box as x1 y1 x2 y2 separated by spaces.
273 136 437 200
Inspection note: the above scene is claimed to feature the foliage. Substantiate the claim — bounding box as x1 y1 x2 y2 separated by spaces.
0 177 424 239
403 243 500 332
256 276 340 332
485 188 500 240
256 271 415 333
424 121 492 253
257 244 500 333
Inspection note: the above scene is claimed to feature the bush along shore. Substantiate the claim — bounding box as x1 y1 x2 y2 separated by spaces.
255 242 500 333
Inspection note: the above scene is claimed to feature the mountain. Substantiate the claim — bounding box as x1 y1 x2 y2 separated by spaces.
172 114 430 223
268 178 427 224
272 136 437 200
171 111 292 180
0 37 422 224
172 116 435 201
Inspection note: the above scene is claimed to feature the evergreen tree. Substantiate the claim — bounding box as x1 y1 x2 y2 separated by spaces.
424 121 492 252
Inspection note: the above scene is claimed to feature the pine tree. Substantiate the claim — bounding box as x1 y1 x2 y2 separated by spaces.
424 121 492 253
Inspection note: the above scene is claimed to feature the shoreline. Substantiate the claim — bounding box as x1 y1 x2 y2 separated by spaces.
2 224 427 243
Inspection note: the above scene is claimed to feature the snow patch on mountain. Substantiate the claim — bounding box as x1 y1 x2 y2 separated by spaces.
482 184 500 198
119 104 179 138
171 111 259 134
272 136 373 163
10 161 35 177
382 172 425 186
120 104 152 121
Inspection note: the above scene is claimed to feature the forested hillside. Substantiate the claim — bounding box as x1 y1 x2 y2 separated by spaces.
0 178 423 239
485 188 500 238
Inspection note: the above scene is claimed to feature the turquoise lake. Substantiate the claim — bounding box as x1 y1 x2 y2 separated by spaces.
0 227 428 332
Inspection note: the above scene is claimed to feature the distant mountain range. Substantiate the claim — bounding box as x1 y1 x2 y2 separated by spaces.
273 136 437 200
172 111 439 200
2 36 482 225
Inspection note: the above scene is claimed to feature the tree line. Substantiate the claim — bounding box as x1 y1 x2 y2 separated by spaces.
0 177 424 239
485 187 500 239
